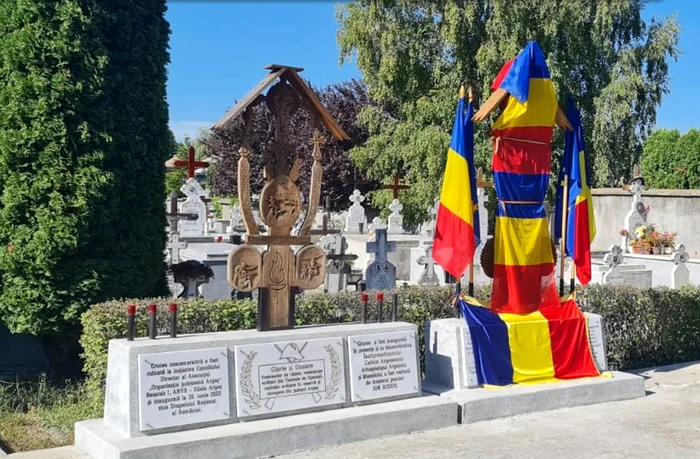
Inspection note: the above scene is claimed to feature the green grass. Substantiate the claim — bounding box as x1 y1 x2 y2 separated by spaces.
0 377 99 453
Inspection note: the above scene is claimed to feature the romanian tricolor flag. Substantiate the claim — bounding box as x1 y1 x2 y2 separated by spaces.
433 91 480 279
459 296 600 385
489 41 560 314
554 99 596 285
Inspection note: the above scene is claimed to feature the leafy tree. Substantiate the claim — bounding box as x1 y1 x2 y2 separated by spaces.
642 128 700 189
0 0 171 338
205 79 381 212
337 0 679 225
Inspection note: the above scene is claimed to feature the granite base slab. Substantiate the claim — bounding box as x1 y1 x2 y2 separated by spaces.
75 395 458 459
422 371 645 424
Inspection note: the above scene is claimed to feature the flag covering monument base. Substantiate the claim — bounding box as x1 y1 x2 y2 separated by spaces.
423 309 647 423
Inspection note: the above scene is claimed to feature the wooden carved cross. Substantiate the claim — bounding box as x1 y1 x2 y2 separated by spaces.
174 146 209 179
383 172 410 199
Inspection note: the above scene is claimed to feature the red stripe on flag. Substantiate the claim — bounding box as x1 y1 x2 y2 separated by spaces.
540 298 600 379
433 203 476 279
492 136 553 175
491 263 560 314
574 200 592 285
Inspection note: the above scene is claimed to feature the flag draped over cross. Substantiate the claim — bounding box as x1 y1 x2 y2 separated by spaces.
174 146 209 179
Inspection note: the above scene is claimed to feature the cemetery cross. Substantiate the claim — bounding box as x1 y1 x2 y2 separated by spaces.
174 146 210 179
383 172 410 199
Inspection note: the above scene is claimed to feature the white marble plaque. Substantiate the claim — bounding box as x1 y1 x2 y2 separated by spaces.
234 337 346 418
347 330 420 402
179 200 206 236
459 326 480 388
586 314 608 372
138 347 230 431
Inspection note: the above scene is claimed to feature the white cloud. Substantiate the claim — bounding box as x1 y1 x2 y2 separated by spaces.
169 120 214 142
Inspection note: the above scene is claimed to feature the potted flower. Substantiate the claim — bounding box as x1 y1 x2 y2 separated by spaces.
629 238 649 254
662 232 677 254
649 230 662 254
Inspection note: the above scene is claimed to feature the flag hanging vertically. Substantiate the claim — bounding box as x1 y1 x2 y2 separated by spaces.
433 88 480 279
489 41 560 314
554 98 596 285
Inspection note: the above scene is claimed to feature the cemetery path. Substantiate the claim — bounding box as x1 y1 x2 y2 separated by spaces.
280 361 700 459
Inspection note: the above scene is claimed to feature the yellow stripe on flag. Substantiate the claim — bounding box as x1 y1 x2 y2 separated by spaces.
493 79 558 130
499 311 556 383
440 148 475 225
573 150 596 242
494 217 554 266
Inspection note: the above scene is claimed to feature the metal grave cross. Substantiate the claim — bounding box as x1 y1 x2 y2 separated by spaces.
383 172 410 199
365 228 397 290
174 146 210 179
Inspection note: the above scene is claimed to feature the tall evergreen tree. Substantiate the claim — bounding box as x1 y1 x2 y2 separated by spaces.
0 0 170 337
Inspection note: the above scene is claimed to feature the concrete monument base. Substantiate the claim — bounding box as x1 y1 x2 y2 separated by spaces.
423 371 645 424
423 316 646 423
75 395 458 459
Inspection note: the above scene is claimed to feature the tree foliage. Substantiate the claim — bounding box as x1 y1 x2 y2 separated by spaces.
205 79 380 212
0 0 171 336
337 0 679 225
642 128 700 189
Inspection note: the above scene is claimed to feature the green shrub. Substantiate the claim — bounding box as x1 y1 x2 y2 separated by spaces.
80 284 700 404
579 284 700 370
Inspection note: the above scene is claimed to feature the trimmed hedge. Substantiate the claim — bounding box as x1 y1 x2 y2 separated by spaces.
81 284 700 402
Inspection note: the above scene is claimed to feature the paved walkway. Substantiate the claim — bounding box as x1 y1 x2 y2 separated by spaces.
10 362 700 458
281 362 700 459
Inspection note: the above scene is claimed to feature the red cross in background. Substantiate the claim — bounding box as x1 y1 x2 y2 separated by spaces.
383 172 410 199
174 146 209 179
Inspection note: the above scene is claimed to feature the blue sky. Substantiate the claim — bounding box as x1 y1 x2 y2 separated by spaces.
166 1 696 141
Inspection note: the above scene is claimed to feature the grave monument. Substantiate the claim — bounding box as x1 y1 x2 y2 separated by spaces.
424 42 645 423
74 65 457 459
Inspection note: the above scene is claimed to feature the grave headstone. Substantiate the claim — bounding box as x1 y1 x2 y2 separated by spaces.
179 178 208 237
672 244 690 289
138 347 230 432
167 272 185 298
345 190 367 233
365 228 397 290
623 175 647 252
387 199 405 234
166 232 187 266
228 203 244 233
234 337 346 419
417 243 440 286
602 244 625 285
368 216 386 233
320 233 357 294
347 330 420 402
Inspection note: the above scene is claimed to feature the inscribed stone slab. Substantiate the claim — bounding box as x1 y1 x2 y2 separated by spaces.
347 330 420 402
459 326 480 388
586 314 608 371
138 347 230 432
234 337 346 419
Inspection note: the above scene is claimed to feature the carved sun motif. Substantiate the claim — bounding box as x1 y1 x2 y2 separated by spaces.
260 175 301 228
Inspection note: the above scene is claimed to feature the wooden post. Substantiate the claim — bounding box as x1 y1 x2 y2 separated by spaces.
559 175 570 296
570 263 576 294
